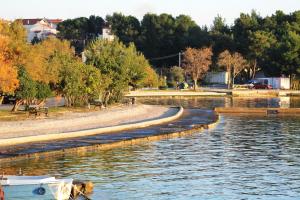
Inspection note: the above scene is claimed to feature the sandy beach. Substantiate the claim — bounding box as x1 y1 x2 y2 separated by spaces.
0 104 178 140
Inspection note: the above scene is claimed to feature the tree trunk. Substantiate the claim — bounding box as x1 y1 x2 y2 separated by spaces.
104 91 111 107
12 99 23 112
193 79 197 91
227 69 232 89
0 96 4 105
37 100 45 107
228 65 234 89
251 59 257 80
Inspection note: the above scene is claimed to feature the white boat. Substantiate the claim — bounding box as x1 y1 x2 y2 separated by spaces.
0 175 73 200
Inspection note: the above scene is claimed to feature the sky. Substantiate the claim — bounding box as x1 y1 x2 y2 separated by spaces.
1 0 300 26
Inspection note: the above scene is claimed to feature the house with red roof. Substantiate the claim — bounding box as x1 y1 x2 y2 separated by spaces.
21 18 63 42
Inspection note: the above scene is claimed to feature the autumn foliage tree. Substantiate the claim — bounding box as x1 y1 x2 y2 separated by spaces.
24 36 75 84
183 47 213 90
0 26 20 104
0 60 19 103
218 50 248 89
141 66 159 88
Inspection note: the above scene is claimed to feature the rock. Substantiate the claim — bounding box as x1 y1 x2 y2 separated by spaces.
84 181 94 194
71 180 94 199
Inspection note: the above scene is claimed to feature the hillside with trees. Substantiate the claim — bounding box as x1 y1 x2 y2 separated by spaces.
57 10 300 86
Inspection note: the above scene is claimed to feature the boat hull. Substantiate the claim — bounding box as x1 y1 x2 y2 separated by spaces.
2 177 72 200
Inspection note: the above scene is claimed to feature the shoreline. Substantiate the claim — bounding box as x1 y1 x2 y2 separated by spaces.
126 90 227 97
0 105 183 147
0 108 219 164
0 118 219 164
125 89 300 97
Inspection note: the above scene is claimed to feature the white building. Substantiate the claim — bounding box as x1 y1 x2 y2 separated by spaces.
22 18 62 42
98 27 115 41
205 71 229 84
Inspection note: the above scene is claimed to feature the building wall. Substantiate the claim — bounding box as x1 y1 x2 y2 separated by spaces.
279 78 290 89
205 72 228 84
255 78 290 89
98 28 115 41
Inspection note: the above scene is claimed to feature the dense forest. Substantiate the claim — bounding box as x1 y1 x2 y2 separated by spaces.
57 10 300 80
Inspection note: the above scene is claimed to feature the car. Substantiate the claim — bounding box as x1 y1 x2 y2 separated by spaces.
252 83 273 89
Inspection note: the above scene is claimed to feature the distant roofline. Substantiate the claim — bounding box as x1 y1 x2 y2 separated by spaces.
20 18 63 25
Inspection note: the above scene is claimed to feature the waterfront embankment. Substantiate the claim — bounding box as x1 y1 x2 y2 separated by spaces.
0 108 219 163
125 90 227 97
0 104 182 147
215 107 300 115
126 89 300 98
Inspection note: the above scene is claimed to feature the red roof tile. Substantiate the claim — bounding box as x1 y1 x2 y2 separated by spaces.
22 19 42 25
21 18 63 25
48 19 63 24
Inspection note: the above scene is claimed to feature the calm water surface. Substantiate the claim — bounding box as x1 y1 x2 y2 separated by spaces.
137 96 300 109
2 98 300 200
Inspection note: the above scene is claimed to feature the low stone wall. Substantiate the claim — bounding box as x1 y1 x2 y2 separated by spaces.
232 89 300 97
126 91 227 97
0 107 184 147
232 90 279 97
0 113 220 164
215 107 300 114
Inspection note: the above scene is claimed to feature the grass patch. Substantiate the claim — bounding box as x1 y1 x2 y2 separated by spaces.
0 110 28 121
0 105 108 121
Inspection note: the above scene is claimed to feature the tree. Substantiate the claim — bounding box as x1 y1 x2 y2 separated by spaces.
168 66 185 88
279 20 300 77
209 15 235 68
124 43 150 90
0 20 27 104
141 66 159 88
59 13 211 69
12 68 52 111
59 59 102 107
0 60 19 103
57 16 105 52
0 35 19 103
248 30 277 79
85 39 155 104
24 36 75 84
218 50 248 89
106 13 141 45
183 47 213 90
232 11 261 56
0 19 28 67
139 13 176 67
13 68 37 111
211 15 231 35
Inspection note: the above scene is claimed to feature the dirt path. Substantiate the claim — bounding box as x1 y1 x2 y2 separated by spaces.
0 104 177 139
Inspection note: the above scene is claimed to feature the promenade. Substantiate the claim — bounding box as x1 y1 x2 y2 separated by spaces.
0 107 219 163
0 104 181 145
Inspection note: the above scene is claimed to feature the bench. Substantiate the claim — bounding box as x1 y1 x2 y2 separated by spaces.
90 100 103 109
123 97 136 105
28 106 49 117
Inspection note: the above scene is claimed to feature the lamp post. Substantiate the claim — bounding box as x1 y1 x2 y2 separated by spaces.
178 52 184 68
